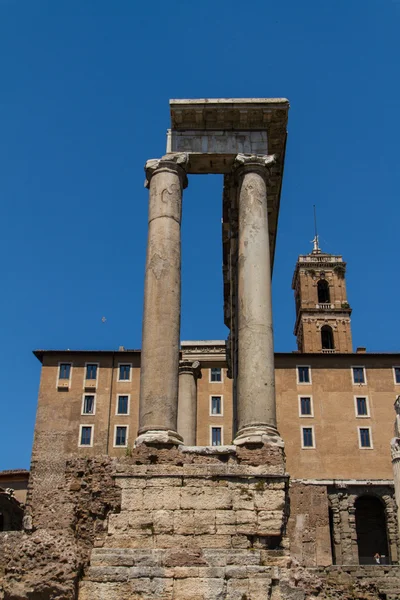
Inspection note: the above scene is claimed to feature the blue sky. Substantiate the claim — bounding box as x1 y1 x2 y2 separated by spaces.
1 0 399 469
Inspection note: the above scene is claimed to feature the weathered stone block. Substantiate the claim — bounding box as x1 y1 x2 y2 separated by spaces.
226 578 249 600
121 489 144 511
173 577 225 600
153 510 174 534
254 489 285 511
180 488 231 510
257 510 283 535
194 510 216 534
143 487 181 510
174 510 195 535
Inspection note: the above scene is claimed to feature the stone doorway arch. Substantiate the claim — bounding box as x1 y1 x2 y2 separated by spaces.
355 495 389 564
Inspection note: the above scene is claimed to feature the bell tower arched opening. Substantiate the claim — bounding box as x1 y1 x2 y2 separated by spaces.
321 325 335 350
317 279 330 304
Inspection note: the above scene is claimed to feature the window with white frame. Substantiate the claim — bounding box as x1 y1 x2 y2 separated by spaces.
114 426 128 447
118 364 131 382
210 395 222 415
79 425 93 447
301 426 315 448
393 367 400 385
210 368 222 383
116 395 129 415
297 366 311 384
211 427 222 446
358 427 372 448
299 396 313 417
355 396 369 417
59 363 72 380
352 366 366 385
82 394 95 415
85 363 98 380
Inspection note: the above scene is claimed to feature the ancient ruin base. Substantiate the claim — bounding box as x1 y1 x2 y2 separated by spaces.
2 446 400 599
79 443 289 600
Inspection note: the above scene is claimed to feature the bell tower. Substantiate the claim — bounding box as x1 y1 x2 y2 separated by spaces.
292 236 352 353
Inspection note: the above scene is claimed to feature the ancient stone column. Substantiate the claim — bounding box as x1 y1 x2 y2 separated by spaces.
136 153 188 445
391 396 400 532
232 154 282 446
177 360 202 445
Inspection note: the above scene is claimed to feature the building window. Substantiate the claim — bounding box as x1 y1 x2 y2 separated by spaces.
299 396 313 416
355 396 369 417
79 425 93 447
210 368 222 383
393 367 400 385
82 394 95 415
317 279 330 304
352 367 366 385
321 325 335 350
301 426 315 448
59 363 71 380
115 426 128 447
116 395 129 415
359 427 372 448
211 427 222 446
85 364 98 380
210 396 222 415
297 366 311 384
118 364 131 382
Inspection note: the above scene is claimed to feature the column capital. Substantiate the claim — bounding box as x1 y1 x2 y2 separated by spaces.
179 360 202 380
145 153 189 189
391 437 400 461
232 153 276 179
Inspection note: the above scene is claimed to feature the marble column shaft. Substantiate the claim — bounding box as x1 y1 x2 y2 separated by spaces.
177 360 202 445
233 154 280 445
137 153 188 445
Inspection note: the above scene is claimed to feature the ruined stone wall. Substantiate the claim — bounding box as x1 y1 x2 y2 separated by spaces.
287 482 332 567
1 457 121 600
1 449 400 600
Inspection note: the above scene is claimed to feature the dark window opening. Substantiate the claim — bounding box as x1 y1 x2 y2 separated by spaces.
119 364 131 381
210 368 222 382
302 427 314 447
86 364 97 380
59 363 71 379
83 395 95 414
0 512 3 531
298 366 310 383
394 367 400 384
355 495 389 564
300 397 312 415
115 426 127 446
353 367 365 384
117 395 129 415
359 428 372 448
212 427 222 446
317 279 330 304
356 397 368 416
80 426 92 446
321 325 335 350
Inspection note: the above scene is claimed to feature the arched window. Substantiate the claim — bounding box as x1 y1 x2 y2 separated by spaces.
355 496 389 564
317 279 330 304
321 325 334 350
